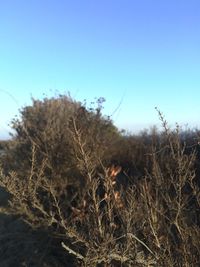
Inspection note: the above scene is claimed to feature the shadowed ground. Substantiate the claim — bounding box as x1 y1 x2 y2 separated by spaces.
0 187 74 267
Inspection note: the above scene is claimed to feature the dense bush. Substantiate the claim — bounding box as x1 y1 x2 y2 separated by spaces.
0 96 200 266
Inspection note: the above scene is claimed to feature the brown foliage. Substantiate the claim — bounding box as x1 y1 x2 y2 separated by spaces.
0 98 200 266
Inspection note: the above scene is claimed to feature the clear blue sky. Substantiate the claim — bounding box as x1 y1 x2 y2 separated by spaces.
0 0 200 139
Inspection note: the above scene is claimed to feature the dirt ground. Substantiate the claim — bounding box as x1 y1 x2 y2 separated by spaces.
0 187 73 267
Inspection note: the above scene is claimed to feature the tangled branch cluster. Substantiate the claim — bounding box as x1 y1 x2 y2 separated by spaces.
0 97 200 266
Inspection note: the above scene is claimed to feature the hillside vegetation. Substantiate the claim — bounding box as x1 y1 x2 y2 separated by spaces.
0 95 200 267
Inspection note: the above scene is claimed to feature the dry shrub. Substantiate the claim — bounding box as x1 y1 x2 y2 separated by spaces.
0 99 200 266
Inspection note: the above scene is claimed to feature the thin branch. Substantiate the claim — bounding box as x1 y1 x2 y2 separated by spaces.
61 242 85 260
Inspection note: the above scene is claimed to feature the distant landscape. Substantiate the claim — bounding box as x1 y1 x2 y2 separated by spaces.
0 95 199 266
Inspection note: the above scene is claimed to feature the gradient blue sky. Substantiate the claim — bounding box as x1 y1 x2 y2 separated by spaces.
0 0 200 139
